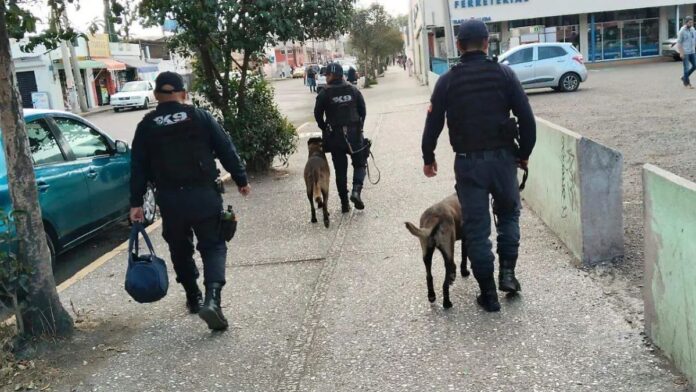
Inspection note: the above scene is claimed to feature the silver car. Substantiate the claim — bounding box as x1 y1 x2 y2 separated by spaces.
498 43 588 92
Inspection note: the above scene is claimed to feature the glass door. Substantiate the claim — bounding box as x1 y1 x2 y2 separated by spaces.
622 21 640 58
641 19 660 56
603 22 621 60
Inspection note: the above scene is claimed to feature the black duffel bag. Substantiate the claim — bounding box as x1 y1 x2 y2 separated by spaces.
125 223 169 303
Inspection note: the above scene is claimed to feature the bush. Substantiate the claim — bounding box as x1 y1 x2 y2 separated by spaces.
193 71 298 172
0 211 34 335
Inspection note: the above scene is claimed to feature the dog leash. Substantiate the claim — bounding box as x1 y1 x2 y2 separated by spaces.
338 126 381 185
367 151 381 185
491 167 529 227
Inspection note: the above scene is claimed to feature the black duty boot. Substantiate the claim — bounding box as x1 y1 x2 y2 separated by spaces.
498 259 521 294
476 276 501 312
199 283 228 331
350 187 365 210
182 281 203 314
341 196 351 213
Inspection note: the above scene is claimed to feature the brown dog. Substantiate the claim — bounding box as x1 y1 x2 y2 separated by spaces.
405 194 469 309
304 137 330 228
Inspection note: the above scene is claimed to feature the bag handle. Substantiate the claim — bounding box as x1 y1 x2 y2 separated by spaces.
128 223 157 260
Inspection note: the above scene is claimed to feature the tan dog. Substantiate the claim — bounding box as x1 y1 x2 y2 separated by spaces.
405 194 469 309
304 137 330 228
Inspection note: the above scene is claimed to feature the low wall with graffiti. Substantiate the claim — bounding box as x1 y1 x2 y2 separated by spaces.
523 118 624 265
643 164 696 385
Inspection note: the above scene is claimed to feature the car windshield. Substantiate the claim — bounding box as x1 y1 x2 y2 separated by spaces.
121 82 149 92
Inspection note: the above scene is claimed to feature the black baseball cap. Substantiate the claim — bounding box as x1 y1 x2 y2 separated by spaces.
155 71 185 93
325 62 344 77
458 19 489 41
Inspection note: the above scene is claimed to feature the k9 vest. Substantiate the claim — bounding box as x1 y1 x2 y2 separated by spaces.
144 106 218 188
446 59 516 153
324 83 361 129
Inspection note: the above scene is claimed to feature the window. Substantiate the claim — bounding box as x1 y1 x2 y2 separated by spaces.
506 48 534 65
26 119 65 166
53 117 111 158
121 82 150 92
538 46 567 60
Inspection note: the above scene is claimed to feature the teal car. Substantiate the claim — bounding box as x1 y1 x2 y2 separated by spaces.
0 109 156 266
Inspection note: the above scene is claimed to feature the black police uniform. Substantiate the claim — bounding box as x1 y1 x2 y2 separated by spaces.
422 20 536 311
130 82 248 328
314 64 368 211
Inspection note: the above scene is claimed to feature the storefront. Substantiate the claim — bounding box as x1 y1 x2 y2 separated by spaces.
430 0 696 63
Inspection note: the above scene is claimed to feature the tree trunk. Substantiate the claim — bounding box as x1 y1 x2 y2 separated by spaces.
0 3 73 338
236 50 251 113
62 11 89 112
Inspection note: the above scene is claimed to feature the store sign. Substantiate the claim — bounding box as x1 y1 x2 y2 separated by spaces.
453 0 529 9
88 34 111 58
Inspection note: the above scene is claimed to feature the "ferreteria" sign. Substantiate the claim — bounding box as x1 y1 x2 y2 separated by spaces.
453 0 529 9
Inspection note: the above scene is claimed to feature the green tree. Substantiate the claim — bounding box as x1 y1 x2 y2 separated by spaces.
349 4 403 87
140 0 355 169
111 0 138 42
0 0 78 339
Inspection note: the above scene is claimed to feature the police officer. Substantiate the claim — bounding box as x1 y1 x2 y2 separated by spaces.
129 72 251 330
421 21 536 312
314 63 368 212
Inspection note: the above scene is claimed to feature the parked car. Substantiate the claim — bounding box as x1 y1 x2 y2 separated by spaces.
316 66 328 93
498 43 588 92
662 38 681 61
0 109 156 267
111 81 156 112
292 67 306 78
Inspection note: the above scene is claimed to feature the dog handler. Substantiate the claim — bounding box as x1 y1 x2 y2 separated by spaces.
421 20 536 312
314 62 368 212
129 71 251 330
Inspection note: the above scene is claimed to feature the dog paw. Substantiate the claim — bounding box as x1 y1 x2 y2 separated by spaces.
443 299 453 309
428 294 436 303
311 218 318 223
323 220 330 228
448 273 457 284
462 269 471 277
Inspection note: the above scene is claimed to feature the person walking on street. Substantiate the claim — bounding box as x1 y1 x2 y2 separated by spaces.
130 72 251 331
314 63 368 213
307 66 317 93
421 20 536 312
678 16 696 88
407 58 414 77
347 66 358 85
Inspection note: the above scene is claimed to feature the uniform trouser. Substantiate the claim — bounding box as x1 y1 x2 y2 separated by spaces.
157 186 226 287
454 149 521 282
329 126 367 199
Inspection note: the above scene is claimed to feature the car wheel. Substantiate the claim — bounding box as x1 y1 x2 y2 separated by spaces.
114 108 120 113
142 184 157 226
674 53 682 61
559 72 580 92
142 98 149 110
46 232 57 272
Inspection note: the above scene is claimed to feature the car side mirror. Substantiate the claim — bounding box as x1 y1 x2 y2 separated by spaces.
115 140 129 154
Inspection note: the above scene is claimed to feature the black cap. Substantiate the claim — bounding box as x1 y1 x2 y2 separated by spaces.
325 62 344 77
155 71 185 93
457 19 489 41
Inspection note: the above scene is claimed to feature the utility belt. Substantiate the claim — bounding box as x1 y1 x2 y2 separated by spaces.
455 147 517 161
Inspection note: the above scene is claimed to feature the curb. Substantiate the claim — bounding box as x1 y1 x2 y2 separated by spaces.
80 106 114 118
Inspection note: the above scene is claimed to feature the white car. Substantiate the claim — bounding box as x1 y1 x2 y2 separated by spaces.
662 38 681 61
316 66 328 93
498 43 588 92
111 81 155 112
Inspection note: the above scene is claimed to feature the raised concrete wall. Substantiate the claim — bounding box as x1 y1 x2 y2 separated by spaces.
427 71 439 94
643 164 696 385
523 118 624 265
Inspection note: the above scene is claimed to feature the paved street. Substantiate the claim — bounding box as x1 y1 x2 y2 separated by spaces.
22 67 687 392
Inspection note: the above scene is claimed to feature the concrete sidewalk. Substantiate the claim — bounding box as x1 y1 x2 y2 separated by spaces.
46 68 686 392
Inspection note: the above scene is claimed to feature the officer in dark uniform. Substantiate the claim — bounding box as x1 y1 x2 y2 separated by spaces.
314 63 368 212
421 21 536 312
130 72 251 330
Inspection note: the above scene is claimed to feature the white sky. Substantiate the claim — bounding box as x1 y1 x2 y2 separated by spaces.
27 0 409 39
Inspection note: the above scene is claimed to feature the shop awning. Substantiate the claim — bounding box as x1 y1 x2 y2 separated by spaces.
54 59 107 70
114 57 159 73
99 58 127 71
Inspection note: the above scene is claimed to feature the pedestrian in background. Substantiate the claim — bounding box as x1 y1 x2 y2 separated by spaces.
130 72 251 331
307 66 317 93
678 16 696 88
407 58 414 77
421 20 536 312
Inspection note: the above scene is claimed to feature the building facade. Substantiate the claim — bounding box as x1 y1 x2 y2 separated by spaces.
410 0 696 84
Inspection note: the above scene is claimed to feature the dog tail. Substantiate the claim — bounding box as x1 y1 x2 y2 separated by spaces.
405 220 441 243
312 176 323 208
